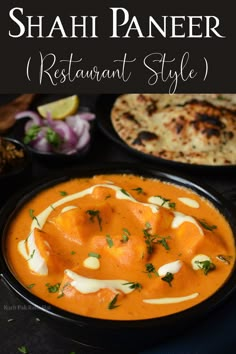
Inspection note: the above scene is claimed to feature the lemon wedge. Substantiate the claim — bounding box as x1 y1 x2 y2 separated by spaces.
37 95 79 120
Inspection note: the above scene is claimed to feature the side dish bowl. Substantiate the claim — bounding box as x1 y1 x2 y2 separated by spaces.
0 164 236 351
0 137 32 203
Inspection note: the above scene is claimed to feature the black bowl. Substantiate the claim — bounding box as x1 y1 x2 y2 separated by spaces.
0 137 32 203
0 163 236 352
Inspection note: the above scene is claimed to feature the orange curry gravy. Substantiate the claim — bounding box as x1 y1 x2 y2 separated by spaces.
6 174 235 320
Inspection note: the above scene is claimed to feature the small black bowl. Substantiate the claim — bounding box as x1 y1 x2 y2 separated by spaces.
0 137 32 204
0 163 236 352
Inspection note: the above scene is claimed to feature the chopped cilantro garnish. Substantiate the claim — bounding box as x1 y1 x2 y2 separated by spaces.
120 188 130 196
143 223 171 253
156 195 176 209
23 124 41 144
108 294 120 310
27 249 35 261
86 209 102 231
106 234 114 248
195 260 216 275
29 209 40 228
161 272 174 287
132 187 144 194
18 346 29 354
216 255 231 264
197 219 217 231
46 127 62 148
59 191 68 196
88 252 101 259
26 283 35 289
144 263 159 278
123 281 142 291
45 282 61 293
121 228 130 243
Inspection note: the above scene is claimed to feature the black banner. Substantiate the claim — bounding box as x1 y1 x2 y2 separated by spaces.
0 0 235 93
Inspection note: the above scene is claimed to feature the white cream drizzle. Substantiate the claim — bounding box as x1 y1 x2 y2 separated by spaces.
30 183 159 231
178 197 199 209
158 260 183 277
65 269 135 295
83 256 100 270
171 211 203 235
148 196 171 209
18 230 48 275
61 205 78 213
143 293 199 304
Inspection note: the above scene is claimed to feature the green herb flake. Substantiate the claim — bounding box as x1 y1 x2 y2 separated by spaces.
123 281 142 291
59 191 68 196
132 187 144 194
88 252 101 259
143 223 171 254
23 124 41 144
46 127 62 148
86 209 102 231
157 236 171 251
50 204 55 211
144 263 159 278
71 251 76 255
195 260 216 275
143 224 154 255
106 234 114 248
168 202 176 209
197 219 217 231
216 255 231 265
121 228 130 243
18 346 29 354
121 234 129 243
27 249 35 261
46 282 61 293
105 194 111 200
108 294 120 310
28 209 40 228
27 283 35 289
161 272 174 287
156 195 175 209
120 188 130 197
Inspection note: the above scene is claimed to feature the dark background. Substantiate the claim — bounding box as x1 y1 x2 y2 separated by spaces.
0 0 235 93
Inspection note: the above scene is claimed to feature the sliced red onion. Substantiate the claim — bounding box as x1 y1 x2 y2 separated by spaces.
66 115 90 138
31 136 52 153
15 111 43 131
45 118 78 147
76 125 90 151
78 112 95 121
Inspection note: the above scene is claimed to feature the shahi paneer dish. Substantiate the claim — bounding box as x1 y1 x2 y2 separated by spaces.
6 174 235 320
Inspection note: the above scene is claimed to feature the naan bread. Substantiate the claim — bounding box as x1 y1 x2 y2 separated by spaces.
111 94 236 165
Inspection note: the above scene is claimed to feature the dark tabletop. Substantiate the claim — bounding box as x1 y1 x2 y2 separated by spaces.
0 94 236 354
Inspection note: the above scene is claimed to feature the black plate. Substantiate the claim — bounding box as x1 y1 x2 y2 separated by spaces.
96 94 236 173
1 163 236 352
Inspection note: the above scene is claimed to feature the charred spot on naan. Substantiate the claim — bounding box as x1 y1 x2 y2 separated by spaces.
132 131 159 146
